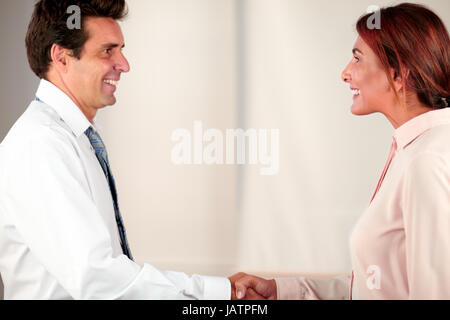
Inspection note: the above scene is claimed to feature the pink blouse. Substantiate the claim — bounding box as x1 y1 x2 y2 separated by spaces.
276 108 450 299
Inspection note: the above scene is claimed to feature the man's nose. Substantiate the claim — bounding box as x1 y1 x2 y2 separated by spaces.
115 51 130 73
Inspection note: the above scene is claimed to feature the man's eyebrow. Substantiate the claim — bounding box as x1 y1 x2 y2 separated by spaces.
352 48 363 55
101 43 125 49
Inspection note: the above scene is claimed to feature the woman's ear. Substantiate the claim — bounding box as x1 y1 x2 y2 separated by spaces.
390 67 409 93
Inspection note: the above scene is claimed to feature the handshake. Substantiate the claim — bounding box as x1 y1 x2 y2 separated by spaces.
228 272 277 300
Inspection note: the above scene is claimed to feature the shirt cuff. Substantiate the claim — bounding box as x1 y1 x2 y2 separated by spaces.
275 277 305 300
201 275 231 300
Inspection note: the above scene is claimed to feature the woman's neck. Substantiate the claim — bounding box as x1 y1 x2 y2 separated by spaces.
383 98 439 129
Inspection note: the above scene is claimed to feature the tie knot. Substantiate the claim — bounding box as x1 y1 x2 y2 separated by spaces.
85 126 96 140
85 127 107 160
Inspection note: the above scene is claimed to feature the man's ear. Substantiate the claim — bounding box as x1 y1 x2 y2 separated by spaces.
389 67 409 93
50 44 72 74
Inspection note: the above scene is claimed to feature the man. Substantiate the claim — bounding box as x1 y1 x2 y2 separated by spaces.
0 0 248 299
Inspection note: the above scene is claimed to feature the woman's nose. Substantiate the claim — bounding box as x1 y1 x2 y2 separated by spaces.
341 62 351 83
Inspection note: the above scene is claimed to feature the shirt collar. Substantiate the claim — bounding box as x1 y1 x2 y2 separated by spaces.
35 79 99 137
393 108 450 150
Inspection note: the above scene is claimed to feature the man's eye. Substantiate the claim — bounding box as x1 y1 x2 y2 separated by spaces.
103 49 111 54
354 56 360 63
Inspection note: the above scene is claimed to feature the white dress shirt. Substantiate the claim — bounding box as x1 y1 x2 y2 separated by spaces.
0 79 231 300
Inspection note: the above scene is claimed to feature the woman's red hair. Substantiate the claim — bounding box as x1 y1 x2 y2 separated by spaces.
356 3 449 108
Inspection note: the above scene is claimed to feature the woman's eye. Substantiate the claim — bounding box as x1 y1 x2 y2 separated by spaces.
354 56 360 63
103 49 111 54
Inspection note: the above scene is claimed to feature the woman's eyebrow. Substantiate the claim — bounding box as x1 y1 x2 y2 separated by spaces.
352 48 364 55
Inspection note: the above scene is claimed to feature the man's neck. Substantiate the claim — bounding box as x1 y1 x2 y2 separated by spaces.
45 73 97 123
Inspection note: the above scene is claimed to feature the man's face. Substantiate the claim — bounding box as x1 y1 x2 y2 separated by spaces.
65 17 130 115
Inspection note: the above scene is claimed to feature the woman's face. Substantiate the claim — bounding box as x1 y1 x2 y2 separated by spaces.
341 36 395 116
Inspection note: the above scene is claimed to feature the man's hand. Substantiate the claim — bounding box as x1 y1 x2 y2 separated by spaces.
228 272 277 300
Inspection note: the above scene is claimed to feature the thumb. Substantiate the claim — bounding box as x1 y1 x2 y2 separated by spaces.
235 280 250 299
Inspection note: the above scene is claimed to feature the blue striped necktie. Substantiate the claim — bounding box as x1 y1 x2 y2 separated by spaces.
85 127 133 260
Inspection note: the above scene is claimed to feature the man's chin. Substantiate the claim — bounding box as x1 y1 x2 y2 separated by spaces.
102 95 117 107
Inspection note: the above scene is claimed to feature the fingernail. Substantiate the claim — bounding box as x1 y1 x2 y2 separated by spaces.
237 290 243 299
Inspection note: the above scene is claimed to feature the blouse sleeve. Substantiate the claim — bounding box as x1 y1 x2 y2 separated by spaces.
402 152 450 299
275 273 352 300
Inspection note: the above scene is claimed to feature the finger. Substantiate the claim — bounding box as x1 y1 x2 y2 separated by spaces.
246 288 267 300
229 273 248 300
228 272 246 284
237 276 276 299
235 276 257 299
231 272 246 279
235 283 247 300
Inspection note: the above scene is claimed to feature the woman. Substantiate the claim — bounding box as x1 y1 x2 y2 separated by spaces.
231 3 450 300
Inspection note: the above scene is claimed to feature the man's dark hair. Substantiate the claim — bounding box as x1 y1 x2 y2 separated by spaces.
25 0 128 79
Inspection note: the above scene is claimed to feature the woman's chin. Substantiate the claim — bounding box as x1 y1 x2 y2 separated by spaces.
350 103 372 116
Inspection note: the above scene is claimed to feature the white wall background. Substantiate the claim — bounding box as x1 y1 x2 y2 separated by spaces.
1 0 449 298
